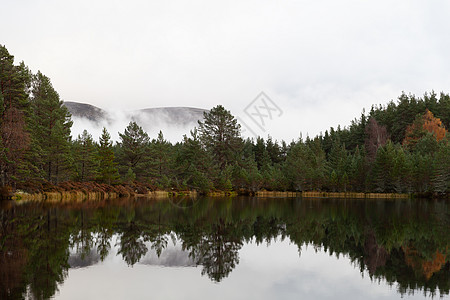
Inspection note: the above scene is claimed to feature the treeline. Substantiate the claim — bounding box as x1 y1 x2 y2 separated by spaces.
1 45 449 195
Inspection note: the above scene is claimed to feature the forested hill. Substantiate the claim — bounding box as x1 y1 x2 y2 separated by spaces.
1 44 449 196
322 91 450 154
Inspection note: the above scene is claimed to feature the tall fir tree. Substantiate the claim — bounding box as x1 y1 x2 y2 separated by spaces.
73 130 98 182
117 121 150 181
198 105 242 171
97 127 119 185
327 140 349 190
432 136 450 193
0 46 32 190
176 128 215 192
30 71 73 183
150 131 173 178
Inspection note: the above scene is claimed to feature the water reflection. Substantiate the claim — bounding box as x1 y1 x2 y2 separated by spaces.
0 197 448 299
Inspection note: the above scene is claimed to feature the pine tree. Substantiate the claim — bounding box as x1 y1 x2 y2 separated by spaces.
265 136 283 165
253 137 271 170
410 151 434 193
150 131 173 179
371 143 389 192
30 71 73 183
0 46 32 189
328 140 349 191
369 142 411 193
198 105 242 170
284 140 321 191
117 121 150 181
432 137 450 193
73 130 98 182
348 146 367 192
176 128 215 191
330 170 338 192
97 127 119 185
308 137 327 190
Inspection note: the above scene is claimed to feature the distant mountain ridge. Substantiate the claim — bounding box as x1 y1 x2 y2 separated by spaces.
63 101 109 122
63 101 207 127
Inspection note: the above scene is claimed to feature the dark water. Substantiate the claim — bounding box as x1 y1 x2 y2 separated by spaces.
0 197 449 299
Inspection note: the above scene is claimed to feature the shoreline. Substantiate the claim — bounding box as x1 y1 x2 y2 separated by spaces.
8 189 420 203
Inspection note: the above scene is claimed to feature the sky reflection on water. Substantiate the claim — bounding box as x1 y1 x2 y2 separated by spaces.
56 236 433 300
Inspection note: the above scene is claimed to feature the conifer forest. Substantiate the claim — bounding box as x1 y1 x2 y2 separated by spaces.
1 45 449 197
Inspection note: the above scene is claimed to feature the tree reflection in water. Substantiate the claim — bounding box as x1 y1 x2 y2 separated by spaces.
187 220 243 282
0 197 448 299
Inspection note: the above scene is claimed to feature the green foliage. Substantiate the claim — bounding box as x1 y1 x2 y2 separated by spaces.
369 142 411 193
97 127 120 184
284 138 327 191
117 121 150 181
73 130 98 182
432 137 450 193
198 105 242 170
0 46 33 189
1 45 450 196
30 71 73 184
150 131 173 179
124 167 136 184
176 129 215 191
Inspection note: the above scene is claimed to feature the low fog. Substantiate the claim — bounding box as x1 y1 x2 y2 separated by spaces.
69 93 379 145
70 107 203 143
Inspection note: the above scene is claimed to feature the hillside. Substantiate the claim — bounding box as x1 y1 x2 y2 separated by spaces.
63 101 207 128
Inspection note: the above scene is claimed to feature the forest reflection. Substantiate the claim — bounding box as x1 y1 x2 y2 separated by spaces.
0 197 449 299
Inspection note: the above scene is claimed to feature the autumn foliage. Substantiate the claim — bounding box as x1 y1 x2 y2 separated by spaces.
403 246 447 280
403 109 448 147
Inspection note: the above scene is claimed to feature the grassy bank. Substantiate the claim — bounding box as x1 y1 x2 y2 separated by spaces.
6 179 448 203
10 188 416 204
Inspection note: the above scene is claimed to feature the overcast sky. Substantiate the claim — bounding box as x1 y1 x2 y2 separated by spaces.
2 0 450 141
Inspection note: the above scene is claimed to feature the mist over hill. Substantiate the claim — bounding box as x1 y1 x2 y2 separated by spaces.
63 101 207 142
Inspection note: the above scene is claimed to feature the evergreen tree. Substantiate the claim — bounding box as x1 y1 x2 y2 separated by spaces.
328 140 349 190
233 149 263 192
176 129 215 192
348 146 367 192
117 121 150 181
30 71 73 184
198 105 242 170
369 142 393 192
284 139 325 191
97 127 119 185
73 130 98 182
265 136 283 165
150 131 173 179
0 46 32 189
307 137 327 190
253 137 271 170
432 136 450 193
436 92 450 128
410 151 434 193
369 142 411 193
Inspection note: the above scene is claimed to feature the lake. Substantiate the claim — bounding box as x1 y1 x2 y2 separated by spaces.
0 197 448 299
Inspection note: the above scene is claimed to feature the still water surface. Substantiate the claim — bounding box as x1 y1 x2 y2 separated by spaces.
1 197 448 299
